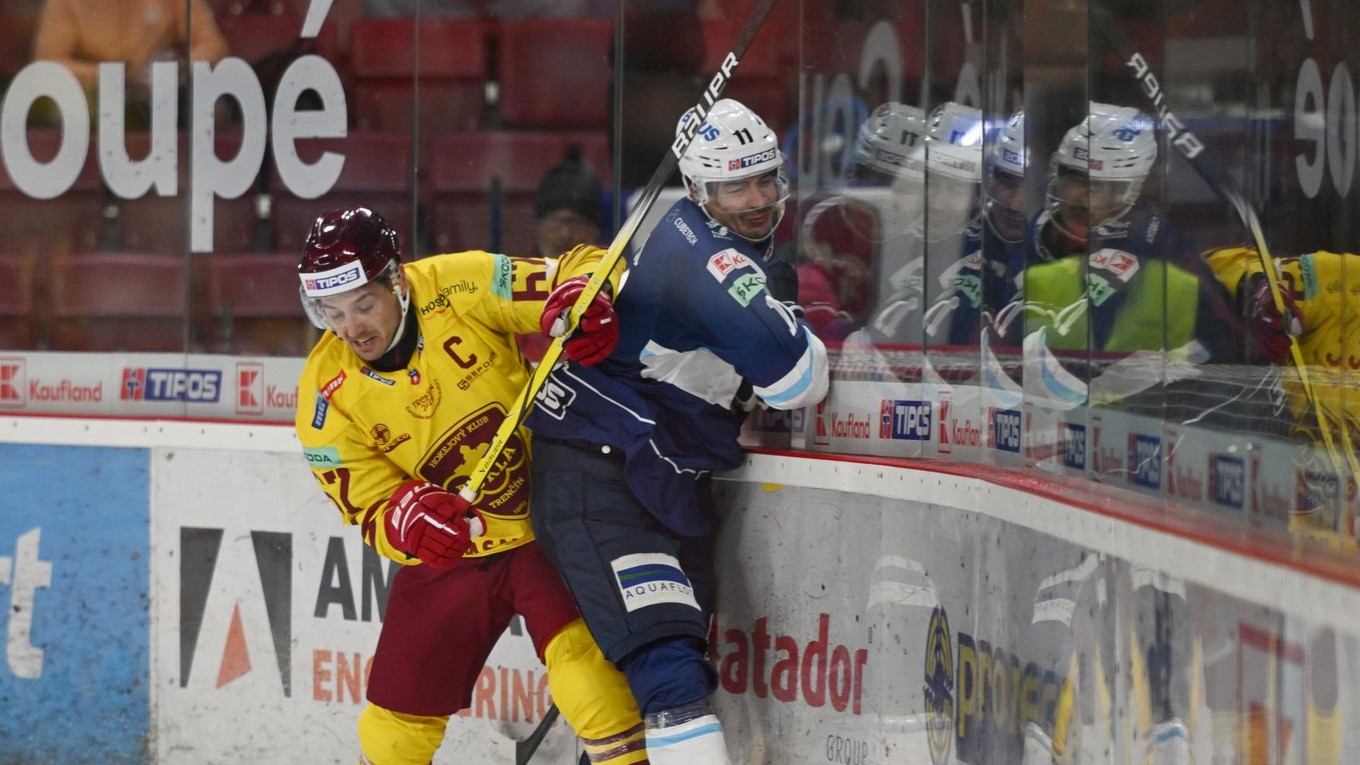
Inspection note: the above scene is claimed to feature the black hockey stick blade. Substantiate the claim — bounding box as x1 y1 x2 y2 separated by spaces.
515 702 561 765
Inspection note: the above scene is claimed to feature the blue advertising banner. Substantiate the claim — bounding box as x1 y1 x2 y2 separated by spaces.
0 443 150 764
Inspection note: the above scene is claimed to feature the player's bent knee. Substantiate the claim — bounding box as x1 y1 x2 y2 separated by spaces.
357 703 449 765
618 637 718 716
543 618 647 763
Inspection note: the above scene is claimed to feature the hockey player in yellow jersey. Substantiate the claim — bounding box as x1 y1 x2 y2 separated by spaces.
293 206 646 765
1205 245 1359 452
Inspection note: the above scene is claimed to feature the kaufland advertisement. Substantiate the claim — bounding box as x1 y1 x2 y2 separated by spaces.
0 352 301 421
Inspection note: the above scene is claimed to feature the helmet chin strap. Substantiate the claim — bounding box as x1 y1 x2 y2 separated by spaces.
381 280 412 355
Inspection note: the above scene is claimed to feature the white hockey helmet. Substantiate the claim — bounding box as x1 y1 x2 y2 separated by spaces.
919 102 984 240
852 101 928 185
1046 102 1157 236
984 110 1027 243
676 98 789 208
1052 102 1157 182
922 101 985 182
990 110 1027 179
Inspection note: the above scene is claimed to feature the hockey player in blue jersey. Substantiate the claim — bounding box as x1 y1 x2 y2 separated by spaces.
525 98 829 765
848 101 987 352
943 108 1031 347
1015 104 1240 765
1015 102 1244 364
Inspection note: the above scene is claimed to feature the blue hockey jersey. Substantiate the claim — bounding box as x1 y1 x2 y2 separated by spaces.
526 197 829 535
1019 200 1245 362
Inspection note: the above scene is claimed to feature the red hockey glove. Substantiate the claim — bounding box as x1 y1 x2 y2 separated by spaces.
1247 274 1303 365
384 481 486 566
540 275 619 366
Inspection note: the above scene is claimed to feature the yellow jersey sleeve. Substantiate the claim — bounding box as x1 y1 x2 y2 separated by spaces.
295 346 414 563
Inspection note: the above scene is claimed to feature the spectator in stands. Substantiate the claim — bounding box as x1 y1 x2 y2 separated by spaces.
519 144 607 363
33 0 228 129
533 144 605 260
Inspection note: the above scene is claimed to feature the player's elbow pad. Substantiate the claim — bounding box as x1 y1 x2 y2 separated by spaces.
753 329 829 410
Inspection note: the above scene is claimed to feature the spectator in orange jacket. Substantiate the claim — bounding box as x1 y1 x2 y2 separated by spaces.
34 0 228 127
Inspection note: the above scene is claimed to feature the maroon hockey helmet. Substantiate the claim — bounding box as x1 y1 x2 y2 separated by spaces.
298 206 405 328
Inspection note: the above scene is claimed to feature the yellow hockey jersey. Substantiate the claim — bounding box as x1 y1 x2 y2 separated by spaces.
295 247 620 564
1205 246 1359 441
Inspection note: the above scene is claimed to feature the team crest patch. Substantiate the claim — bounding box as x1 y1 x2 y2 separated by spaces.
611 553 700 612
405 380 442 419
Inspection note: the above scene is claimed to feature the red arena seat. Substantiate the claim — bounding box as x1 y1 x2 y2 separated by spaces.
700 18 790 129
0 130 106 259
496 19 613 130
217 13 306 66
270 130 416 254
349 18 490 133
424 130 609 256
205 252 316 356
108 131 262 254
0 253 39 350
47 252 189 353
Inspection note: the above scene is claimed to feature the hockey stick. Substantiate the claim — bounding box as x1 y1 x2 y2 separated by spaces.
1089 6 1360 499
515 702 561 765
460 0 781 503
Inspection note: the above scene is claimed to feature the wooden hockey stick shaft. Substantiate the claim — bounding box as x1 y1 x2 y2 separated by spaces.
461 0 782 503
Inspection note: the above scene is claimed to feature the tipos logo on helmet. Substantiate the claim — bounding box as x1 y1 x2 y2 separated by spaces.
301 261 366 297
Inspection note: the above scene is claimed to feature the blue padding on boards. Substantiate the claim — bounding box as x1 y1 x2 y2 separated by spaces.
0 443 150 764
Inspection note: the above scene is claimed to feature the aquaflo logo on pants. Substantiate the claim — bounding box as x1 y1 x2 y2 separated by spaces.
611 553 700 613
